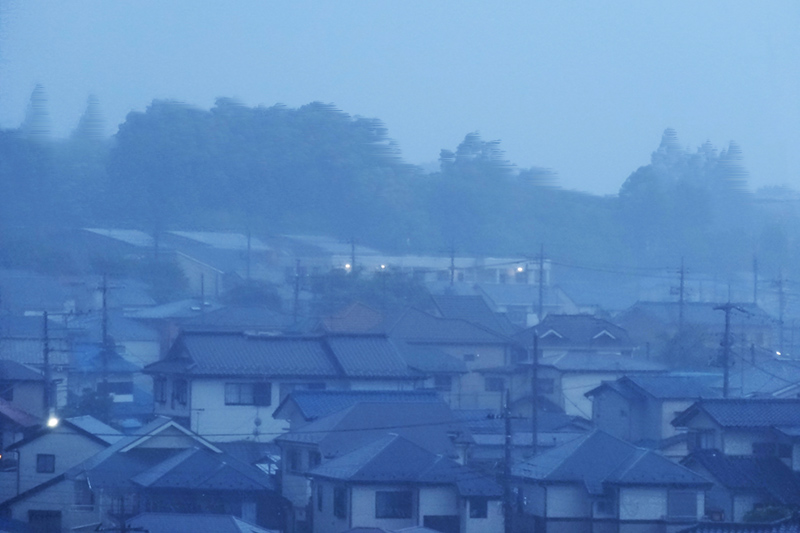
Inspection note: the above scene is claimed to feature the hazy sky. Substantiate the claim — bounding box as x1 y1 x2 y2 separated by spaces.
1 1 798 195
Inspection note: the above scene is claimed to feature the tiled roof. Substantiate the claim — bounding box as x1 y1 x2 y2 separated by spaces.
587 374 722 401
308 434 502 497
277 401 470 459
388 308 512 345
680 515 800 533
179 304 294 332
130 446 273 491
147 332 418 380
683 450 800 505
673 399 800 428
326 335 415 378
541 352 667 373
72 343 141 374
431 295 518 335
519 314 633 348
127 513 276 533
274 389 442 422
513 431 709 494
394 342 467 374
147 332 340 377
0 359 43 381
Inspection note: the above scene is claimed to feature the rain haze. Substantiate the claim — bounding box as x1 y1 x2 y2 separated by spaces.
1 0 799 194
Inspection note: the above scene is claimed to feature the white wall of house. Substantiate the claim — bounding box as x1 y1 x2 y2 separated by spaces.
546 485 591 518
419 486 457 519
14 429 107 495
660 401 694 440
6 478 101 532
561 373 622 418
463 498 504 533
619 487 665 521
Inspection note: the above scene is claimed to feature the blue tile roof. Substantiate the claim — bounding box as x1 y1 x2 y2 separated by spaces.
274 389 442 422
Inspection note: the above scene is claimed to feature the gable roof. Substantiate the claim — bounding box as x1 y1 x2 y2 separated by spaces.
0 360 43 382
127 513 276 533
518 314 633 348
308 434 501 497
683 449 800 506
388 308 513 345
513 431 709 494
146 331 417 380
7 415 122 451
540 352 667 373
430 295 518 335
273 389 443 422
179 304 294 332
587 373 722 401
673 399 800 429
276 401 470 459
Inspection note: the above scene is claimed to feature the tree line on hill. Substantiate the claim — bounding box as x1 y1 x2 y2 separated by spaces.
1 88 798 285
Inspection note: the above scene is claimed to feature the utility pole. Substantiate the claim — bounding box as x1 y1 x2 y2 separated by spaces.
293 259 301 324
503 389 513 533
449 244 456 287
101 273 110 386
537 245 545 322
777 271 786 355
714 303 746 398
530 334 539 457
753 255 758 305
350 237 356 273
42 311 52 414
678 257 685 333
246 227 252 281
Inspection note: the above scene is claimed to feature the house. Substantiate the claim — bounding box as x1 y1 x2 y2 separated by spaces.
144 331 423 441
126 512 280 533
275 399 472 532
0 415 121 500
386 308 519 411
0 360 48 421
272 389 443 429
586 373 722 452
0 416 286 532
679 513 800 532
517 314 637 358
429 295 518 336
512 430 711 533
671 399 800 460
308 434 503 533
681 449 800 522
475 283 579 327
524 351 667 418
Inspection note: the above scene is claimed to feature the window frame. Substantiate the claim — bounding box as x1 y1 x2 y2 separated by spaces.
375 490 413 519
334 486 348 519
224 382 271 406
469 497 488 519
36 453 55 474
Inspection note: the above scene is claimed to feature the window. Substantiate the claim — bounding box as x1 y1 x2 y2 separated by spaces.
154 379 166 403
173 379 188 406
667 490 697 520
36 454 55 474
469 497 488 518
224 383 271 406
689 430 714 451
434 375 452 392
317 485 323 511
309 450 321 468
485 377 505 392
288 448 302 473
375 490 413 519
334 486 348 519
74 480 94 507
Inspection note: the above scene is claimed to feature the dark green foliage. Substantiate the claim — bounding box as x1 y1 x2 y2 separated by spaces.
221 280 282 310
62 388 114 425
742 505 793 523
310 267 431 315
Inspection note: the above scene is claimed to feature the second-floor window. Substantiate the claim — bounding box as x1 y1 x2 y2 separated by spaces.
224 382 271 406
334 486 348 519
173 379 188 406
153 379 167 404
36 454 55 474
667 490 697 520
